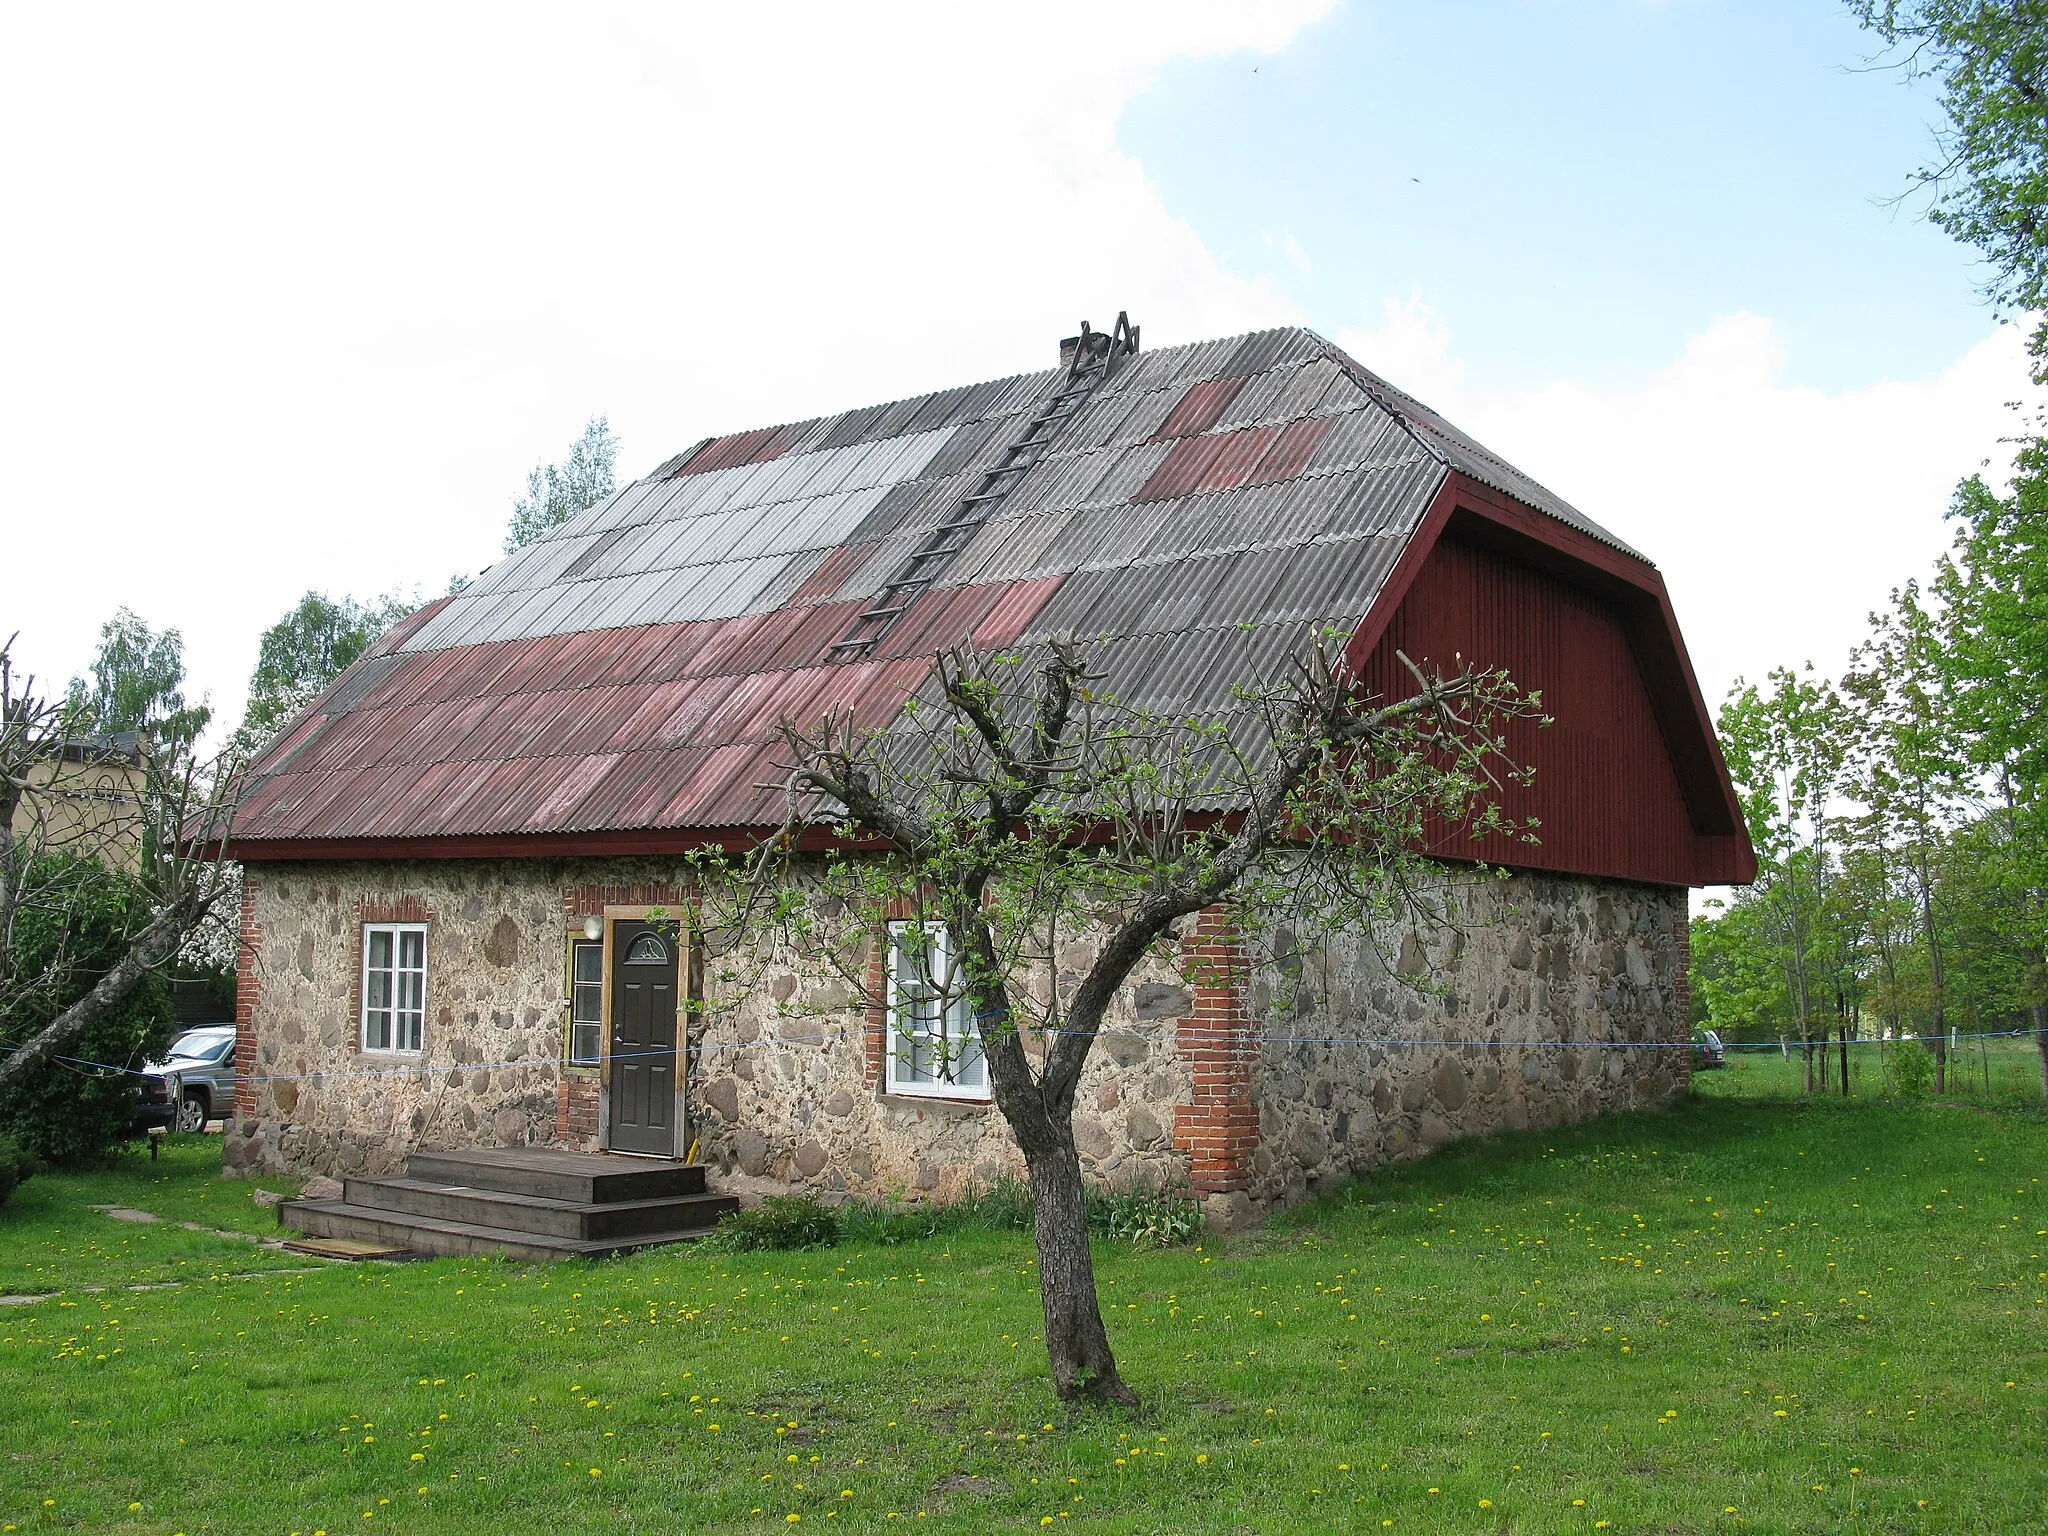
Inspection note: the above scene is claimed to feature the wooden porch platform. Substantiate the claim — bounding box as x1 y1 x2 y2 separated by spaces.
277 1146 737 1261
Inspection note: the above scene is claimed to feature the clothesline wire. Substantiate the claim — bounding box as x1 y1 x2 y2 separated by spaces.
6 1023 2043 1087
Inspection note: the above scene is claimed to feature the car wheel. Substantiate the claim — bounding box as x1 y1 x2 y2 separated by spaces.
177 1092 210 1133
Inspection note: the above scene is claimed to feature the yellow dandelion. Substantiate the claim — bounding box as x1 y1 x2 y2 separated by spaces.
589 1468 603 1477
1197 1454 1209 1465
1479 1499 1493 1509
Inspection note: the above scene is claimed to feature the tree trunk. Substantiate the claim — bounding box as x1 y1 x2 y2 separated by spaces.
967 910 1142 1409
0 889 201 1094
1021 1129 1137 1405
2035 999 2048 1101
1914 846 1947 1095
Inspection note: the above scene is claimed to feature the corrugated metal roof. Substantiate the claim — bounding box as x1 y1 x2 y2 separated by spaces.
230 324 1657 847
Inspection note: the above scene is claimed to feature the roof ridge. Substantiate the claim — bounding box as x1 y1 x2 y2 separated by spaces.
1308 333 1648 564
638 324 1330 484
1296 329 1455 479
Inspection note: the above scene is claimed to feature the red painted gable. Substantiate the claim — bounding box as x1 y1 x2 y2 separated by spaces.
1349 474 1752 888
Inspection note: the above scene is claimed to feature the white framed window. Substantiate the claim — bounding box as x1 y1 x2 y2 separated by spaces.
361 923 426 1054
568 939 603 1067
884 920 988 1099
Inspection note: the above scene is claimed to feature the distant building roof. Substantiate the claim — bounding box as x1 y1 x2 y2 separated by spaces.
228 324 1676 853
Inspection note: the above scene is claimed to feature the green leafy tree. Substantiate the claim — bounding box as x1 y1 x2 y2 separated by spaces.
232 590 414 756
1690 895 1794 1041
503 416 619 554
0 853 175 1162
65 608 209 753
1717 667 1852 1088
1 643 239 1106
1849 2 2048 373
1940 447 2048 1091
1843 582 1970 1091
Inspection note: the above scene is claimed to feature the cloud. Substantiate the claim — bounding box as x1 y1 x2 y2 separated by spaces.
1338 296 2044 708
0 0 1331 728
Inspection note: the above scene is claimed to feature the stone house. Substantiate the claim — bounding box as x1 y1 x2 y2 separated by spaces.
223 320 1754 1229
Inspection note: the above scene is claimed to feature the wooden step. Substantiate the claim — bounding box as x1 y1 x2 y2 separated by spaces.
342 1175 736 1241
278 1197 734 1262
402 1146 707 1204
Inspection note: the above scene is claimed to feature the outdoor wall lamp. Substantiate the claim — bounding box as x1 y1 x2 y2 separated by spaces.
582 914 603 941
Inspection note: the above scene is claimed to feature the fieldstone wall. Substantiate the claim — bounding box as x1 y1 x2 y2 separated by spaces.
688 903 1194 1204
1207 872 1691 1228
224 858 606 1178
227 855 1688 1229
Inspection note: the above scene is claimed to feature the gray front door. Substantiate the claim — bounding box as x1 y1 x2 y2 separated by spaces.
607 921 679 1156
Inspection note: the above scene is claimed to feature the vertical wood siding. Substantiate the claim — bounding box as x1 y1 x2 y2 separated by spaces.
1356 533 1747 887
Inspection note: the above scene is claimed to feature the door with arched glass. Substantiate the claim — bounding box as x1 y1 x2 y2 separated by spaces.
606 920 680 1156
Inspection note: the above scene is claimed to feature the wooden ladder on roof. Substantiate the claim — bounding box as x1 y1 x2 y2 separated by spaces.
825 312 1140 659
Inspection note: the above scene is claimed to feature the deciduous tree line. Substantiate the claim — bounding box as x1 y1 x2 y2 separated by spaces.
1697 3 2048 1101
1694 442 2048 1100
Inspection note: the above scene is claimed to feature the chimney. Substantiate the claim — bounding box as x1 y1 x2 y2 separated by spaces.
1058 312 1140 373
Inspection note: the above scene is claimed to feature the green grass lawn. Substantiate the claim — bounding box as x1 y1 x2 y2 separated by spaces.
0 1137 307 1295
1 1095 2042 1535
1701 1035 2046 1107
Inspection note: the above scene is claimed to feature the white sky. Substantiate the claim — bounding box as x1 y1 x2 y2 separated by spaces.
2 0 2038 741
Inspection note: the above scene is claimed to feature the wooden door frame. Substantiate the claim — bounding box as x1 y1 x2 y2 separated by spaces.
595 904 689 1158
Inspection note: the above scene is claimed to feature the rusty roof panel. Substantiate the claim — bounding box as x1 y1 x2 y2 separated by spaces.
1252 417 1333 486
1210 363 1304 432
231 325 1658 846
1153 377 1246 442
972 576 1064 648
1133 432 1229 503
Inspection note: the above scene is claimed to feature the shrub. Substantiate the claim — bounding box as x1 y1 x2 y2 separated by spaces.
1886 1037 1936 1099
0 1134 32 1208
0 854 178 1164
1089 1184 1203 1247
711 1193 840 1252
966 1175 1036 1232
834 1175 1204 1250
837 1175 1036 1247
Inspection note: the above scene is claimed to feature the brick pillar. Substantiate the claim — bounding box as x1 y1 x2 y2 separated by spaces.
233 875 262 1122
554 1075 600 1149
1172 906 1259 1195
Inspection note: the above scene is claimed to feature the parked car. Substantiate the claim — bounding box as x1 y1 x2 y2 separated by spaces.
151 1024 237 1132
1691 1027 1726 1070
127 1069 178 1133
